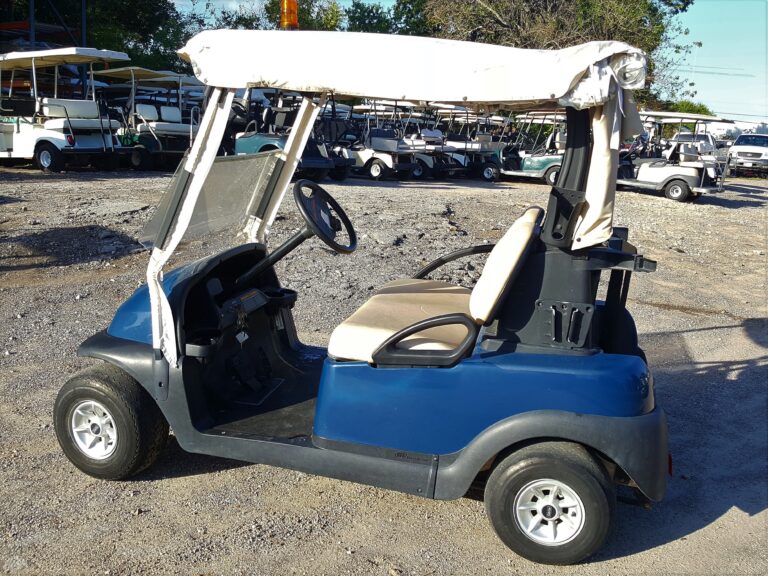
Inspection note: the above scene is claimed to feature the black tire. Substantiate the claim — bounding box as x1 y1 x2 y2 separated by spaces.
301 168 329 182
412 159 431 180
481 161 500 182
54 364 169 480
484 442 615 565
544 165 561 187
130 146 154 171
35 141 64 173
664 179 691 202
329 165 350 181
367 158 387 180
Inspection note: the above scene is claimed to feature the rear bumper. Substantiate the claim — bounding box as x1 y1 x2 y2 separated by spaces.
392 161 415 172
297 157 334 170
61 147 126 156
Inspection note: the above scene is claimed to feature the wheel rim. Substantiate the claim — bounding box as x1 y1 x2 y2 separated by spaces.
548 169 559 185
39 149 52 168
483 166 495 180
414 163 423 177
513 478 585 546
70 400 118 460
668 184 683 198
370 163 382 178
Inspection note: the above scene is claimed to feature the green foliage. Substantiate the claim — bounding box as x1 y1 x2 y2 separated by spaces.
666 100 714 115
345 0 393 33
392 0 438 36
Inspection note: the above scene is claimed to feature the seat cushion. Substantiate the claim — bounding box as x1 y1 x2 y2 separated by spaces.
43 118 121 130
328 279 471 363
41 98 99 119
160 106 182 123
135 104 159 121
136 122 198 136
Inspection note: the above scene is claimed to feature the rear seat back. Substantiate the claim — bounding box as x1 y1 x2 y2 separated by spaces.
160 106 182 123
136 104 159 122
41 98 99 119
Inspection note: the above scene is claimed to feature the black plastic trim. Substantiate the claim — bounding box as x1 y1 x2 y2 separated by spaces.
371 313 478 368
413 244 494 279
434 408 668 502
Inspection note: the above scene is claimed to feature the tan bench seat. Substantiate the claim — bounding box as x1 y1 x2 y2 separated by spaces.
327 279 471 363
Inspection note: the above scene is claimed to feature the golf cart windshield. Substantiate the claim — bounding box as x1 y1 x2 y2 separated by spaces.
140 150 281 250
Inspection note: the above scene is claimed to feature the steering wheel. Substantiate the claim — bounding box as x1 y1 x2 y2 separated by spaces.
231 100 248 118
293 180 357 254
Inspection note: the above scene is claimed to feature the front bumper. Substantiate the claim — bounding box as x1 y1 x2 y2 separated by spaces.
730 157 768 171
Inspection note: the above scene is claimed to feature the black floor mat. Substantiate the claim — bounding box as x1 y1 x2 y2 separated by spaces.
208 396 316 439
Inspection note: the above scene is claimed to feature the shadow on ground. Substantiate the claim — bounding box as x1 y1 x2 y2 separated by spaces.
595 317 767 560
0 225 142 272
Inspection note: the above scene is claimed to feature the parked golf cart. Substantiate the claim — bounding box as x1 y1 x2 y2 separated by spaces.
396 105 466 179
439 107 507 181
343 102 416 180
617 111 729 201
0 47 129 172
231 89 347 181
95 67 203 170
499 111 566 185
53 30 667 566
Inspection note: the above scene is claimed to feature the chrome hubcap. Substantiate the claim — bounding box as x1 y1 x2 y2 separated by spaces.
484 167 495 179
669 185 682 198
70 400 118 460
39 150 52 168
513 478 585 546
549 170 559 184
370 164 381 177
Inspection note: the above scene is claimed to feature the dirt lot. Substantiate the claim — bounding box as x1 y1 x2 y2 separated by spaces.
0 167 766 575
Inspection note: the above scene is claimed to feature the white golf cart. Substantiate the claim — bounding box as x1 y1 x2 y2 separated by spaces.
616 110 729 201
54 30 666 565
0 47 130 172
439 107 508 181
345 101 417 179
94 66 202 170
397 104 467 179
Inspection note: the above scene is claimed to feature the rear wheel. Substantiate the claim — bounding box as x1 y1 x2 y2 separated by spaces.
412 159 431 180
54 365 169 479
664 179 690 202
484 442 615 565
481 161 500 182
367 158 387 180
544 165 561 187
130 146 154 171
35 142 64 173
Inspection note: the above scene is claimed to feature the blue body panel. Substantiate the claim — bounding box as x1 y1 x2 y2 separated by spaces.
107 263 196 345
314 350 651 455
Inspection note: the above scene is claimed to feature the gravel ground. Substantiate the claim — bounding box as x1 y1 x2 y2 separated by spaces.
0 167 766 575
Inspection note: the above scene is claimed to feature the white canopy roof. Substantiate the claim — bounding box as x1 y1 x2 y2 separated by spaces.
639 110 732 123
0 47 130 71
179 30 645 110
93 66 176 81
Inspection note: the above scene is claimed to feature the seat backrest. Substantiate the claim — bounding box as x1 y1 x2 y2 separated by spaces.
135 104 159 122
160 106 181 123
678 143 699 162
469 206 544 324
41 97 99 119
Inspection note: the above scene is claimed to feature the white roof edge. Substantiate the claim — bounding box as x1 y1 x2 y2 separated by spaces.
640 110 733 123
0 47 130 70
179 30 646 109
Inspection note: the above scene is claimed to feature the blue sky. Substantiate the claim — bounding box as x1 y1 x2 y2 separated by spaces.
174 0 767 122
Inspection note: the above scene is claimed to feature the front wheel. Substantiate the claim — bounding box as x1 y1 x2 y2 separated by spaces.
484 442 615 565
664 179 691 202
54 365 169 480
35 142 64 173
367 158 387 180
412 159 431 180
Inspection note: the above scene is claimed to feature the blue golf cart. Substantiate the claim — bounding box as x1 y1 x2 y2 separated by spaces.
53 31 667 565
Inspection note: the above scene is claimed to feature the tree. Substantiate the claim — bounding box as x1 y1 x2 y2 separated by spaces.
345 0 393 33
667 100 713 115
392 0 438 36
423 0 699 102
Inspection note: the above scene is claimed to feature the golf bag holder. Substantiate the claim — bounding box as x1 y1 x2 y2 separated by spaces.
486 107 656 355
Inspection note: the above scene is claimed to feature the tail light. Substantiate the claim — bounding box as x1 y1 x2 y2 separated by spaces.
66 135 75 146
